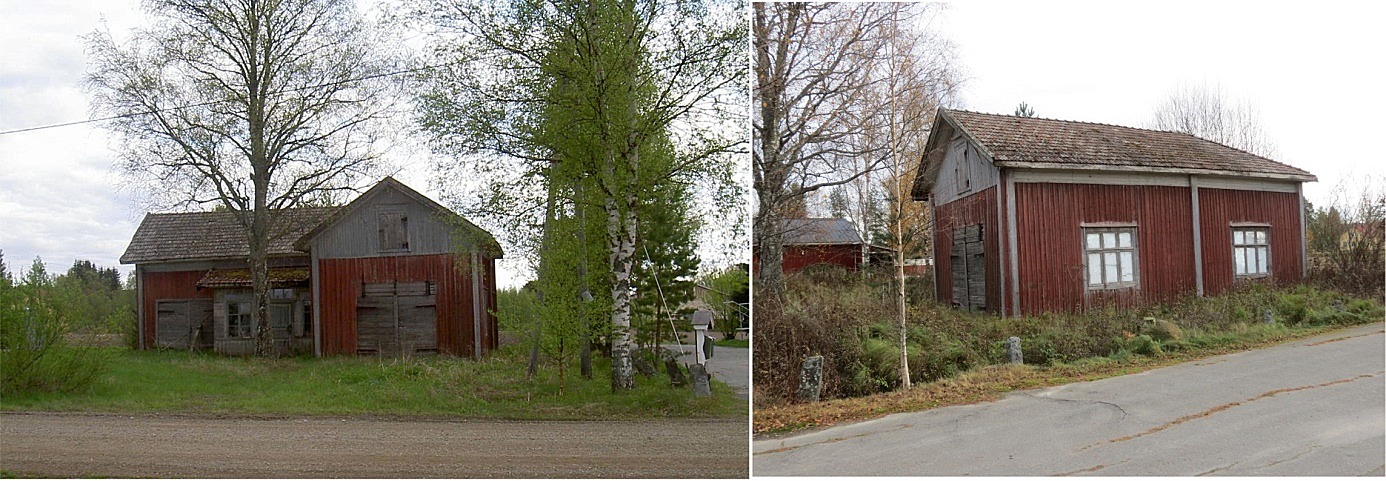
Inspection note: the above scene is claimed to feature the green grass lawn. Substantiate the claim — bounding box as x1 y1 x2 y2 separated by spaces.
714 338 749 348
0 345 745 420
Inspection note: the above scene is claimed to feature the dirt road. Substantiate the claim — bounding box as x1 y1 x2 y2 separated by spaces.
1 413 748 478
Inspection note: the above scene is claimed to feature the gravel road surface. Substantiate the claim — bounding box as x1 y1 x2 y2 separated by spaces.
2 414 748 478
755 322 1385 476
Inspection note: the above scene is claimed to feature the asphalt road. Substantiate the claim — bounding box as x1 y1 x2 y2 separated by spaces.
754 322 1386 476
1 415 748 478
665 342 750 399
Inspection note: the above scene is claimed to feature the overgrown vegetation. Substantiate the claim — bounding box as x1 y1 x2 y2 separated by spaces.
754 266 1384 409
1 255 132 395
1305 181 1385 299
0 343 744 419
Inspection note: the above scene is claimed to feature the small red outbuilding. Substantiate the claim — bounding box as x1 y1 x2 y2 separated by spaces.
120 177 502 357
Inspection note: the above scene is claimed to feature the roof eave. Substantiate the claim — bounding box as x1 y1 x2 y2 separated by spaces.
994 161 1318 183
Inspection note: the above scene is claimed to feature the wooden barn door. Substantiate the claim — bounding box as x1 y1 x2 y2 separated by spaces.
356 281 438 355
951 225 986 311
155 299 213 349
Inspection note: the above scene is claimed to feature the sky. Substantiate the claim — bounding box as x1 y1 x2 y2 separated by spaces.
1 0 1381 285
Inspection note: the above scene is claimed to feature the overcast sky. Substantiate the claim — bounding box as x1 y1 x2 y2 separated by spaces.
1 0 1381 284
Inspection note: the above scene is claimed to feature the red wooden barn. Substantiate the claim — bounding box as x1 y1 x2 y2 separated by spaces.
912 109 1315 315
756 218 890 273
120 177 502 357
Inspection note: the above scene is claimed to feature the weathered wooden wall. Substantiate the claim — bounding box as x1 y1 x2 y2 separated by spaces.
1198 188 1305 295
780 244 861 273
317 254 491 357
1012 183 1197 314
140 270 215 348
310 188 474 259
932 186 1000 313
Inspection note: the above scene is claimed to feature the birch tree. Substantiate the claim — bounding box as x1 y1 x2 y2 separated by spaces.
416 0 745 390
86 0 394 356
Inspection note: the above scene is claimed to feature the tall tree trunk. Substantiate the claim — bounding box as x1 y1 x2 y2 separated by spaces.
606 144 639 391
577 179 593 379
530 175 561 380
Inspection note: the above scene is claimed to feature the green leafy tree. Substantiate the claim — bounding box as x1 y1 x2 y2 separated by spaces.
698 266 749 340
417 0 745 390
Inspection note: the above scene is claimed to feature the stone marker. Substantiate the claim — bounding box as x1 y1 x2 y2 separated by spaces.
666 358 686 387
1334 299 1345 312
691 363 711 397
633 353 658 377
1262 308 1275 325
1006 336 1023 365
798 355 824 402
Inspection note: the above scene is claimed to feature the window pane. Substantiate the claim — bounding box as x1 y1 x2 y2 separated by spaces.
1104 253 1118 284
1244 249 1255 275
1234 230 1245 245
1118 232 1132 248
1234 247 1246 274
1088 253 1102 285
1086 233 1101 250
1102 233 1116 249
1256 230 1267 245
1119 252 1135 282
1257 247 1268 274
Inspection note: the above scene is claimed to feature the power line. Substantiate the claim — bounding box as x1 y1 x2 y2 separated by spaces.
0 63 442 137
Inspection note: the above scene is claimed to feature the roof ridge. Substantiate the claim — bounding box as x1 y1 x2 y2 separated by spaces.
945 108 1186 136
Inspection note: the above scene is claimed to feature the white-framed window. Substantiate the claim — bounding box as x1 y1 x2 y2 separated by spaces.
1083 227 1139 290
227 301 252 338
1233 226 1271 278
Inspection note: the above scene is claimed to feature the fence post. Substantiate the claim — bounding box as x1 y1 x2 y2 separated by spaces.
1006 336 1023 365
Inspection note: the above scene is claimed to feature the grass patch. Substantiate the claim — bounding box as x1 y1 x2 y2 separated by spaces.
714 338 749 348
0 344 744 420
754 321 1374 435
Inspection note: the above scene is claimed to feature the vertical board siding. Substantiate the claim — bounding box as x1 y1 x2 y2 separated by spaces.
318 254 490 357
1013 183 1197 314
1198 188 1304 295
140 270 215 348
781 244 861 273
932 186 1000 313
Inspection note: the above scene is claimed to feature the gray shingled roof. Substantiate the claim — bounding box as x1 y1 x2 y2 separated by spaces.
914 109 1316 198
947 109 1313 177
782 218 863 246
119 207 336 264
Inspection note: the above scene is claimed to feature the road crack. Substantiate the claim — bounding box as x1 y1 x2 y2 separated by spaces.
1022 393 1130 420
1303 329 1384 347
1083 371 1384 450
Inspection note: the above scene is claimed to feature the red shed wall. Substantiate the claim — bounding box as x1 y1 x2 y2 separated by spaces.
317 254 484 357
1013 183 1197 314
139 270 215 348
932 186 1000 313
781 244 861 273
1198 188 1304 295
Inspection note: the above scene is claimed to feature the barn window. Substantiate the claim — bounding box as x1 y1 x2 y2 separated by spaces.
955 143 972 194
379 212 410 252
1232 227 1271 278
1083 227 1139 290
226 301 253 338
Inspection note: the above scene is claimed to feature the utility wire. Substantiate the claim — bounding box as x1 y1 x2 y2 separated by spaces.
0 63 443 136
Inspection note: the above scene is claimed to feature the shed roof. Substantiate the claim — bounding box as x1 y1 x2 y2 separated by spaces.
913 109 1316 198
119 207 335 264
781 218 863 246
121 177 503 265
196 268 311 288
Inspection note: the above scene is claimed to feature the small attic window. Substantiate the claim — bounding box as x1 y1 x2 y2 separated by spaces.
379 212 409 252
955 143 972 194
